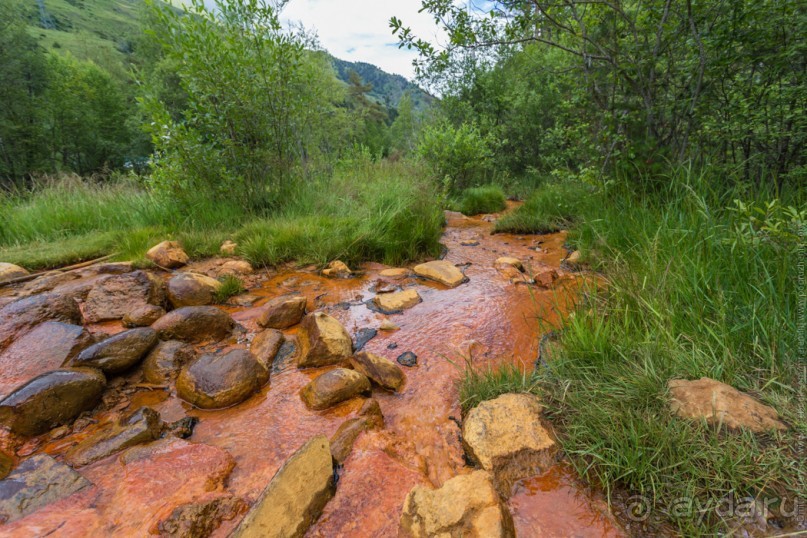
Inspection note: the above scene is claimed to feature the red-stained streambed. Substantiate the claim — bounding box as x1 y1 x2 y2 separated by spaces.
0 206 621 536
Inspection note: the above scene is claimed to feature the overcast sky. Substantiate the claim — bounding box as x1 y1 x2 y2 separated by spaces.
280 0 445 81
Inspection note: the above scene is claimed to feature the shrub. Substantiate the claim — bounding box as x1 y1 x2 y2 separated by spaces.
455 184 506 215
417 121 495 191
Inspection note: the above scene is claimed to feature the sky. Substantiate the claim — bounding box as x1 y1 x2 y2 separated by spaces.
280 0 445 81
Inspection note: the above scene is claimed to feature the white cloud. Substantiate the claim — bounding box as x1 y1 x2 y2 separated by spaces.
280 0 446 80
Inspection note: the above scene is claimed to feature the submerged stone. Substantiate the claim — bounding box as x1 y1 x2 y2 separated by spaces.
396 351 417 367
352 328 377 352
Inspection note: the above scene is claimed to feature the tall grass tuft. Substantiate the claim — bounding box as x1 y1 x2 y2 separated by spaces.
454 184 507 215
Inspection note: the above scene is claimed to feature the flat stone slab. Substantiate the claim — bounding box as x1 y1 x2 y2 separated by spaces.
413 260 465 288
372 289 422 314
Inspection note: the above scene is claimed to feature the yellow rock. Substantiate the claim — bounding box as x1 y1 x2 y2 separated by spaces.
146 241 189 269
233 435 335 538
413 260 465 288
0 263 29 283
220 240 237 256
379 268 409 278
299 368 370 410
495 257 523 271
372 289 421 313
399 470 514 537
322 260 351 278
350 351 405 391
297 312 353 368
379 319 400 331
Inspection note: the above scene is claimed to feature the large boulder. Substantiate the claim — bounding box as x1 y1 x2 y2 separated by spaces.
122 304 166 328
0 322 93 396
330 398 384 463
462 393 556 493
71 327 158 375
251 329 284 370
0 293 82 351
83 270 165 323
299 368 370 411
0 368 106 436
152 306 235 343
0 263 28 283
167 272 222 308
177 349 268 409
66 407 164 467
297 312 353 368
257 295 307 329
668 377 788 432
232 435 335 538
0 454 91 523
400 470 514 538
142 340 196 384
146 241 189 269
413 260 466 288
372 289 421 314
349 351 405 392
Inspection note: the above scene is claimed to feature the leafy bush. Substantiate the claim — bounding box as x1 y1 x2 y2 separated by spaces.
455 184 506 215
417 121 495 191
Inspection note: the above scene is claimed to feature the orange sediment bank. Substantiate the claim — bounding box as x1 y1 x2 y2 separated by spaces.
0 206 619 536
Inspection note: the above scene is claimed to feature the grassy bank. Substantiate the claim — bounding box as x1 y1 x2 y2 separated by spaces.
0 159 444 269
464 167 805 534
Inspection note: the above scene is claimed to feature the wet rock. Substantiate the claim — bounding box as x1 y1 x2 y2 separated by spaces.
0 293 82 351
232 435 335 538
413 260 466 288
0 322 93 395
322 260 351 278
396 351 417 367
460 240 480 246
0 454 91 524
220 240 238 256
462 394 556 493
272 338 299 374
353 327 377 352
166 417 198 439
399 470 514 538
300 368 370 410
379 268 409 278
167 272 222 308
83 270 165 323
257 294 306 329
157 495 248 537
22 271 78 294
372 289 421 313
387 342 398 350
228 294 260 307
66 407 164 467
142 340 195 384
0 263 29 283
0 451 12 480
534 269 559 288
379 319 400 331
72 327 158 375
495 257 523 271
122 304 166 328
297 312 353 368
146 240 189 269
350 351 405 391
152 306 235 343
330 399 384 463
177 349 268 409
219 260 253 276
251 329 285 370
668 377 788 432
0 368 106 436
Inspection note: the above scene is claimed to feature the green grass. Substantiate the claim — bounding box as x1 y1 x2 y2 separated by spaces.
494 181 595 233
459 363 540 413
0 160 444 270
214 274 245 303
463 166 805 534
453 184 507 215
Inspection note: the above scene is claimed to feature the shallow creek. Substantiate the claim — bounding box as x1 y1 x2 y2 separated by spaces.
0 207 621 536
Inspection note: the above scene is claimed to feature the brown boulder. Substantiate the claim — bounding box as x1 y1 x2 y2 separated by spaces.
122 304 166 328
146 241 189 269
83 270 165 323
251 329 284 370
372 289 421 313
152 306 235 343
668 377 788 432
300 368 370 411
0 368 106 436
72 327 158 375
157 495 248 537
0 322 93 396
322 260 351 278
413 260 466 288
350 351 405 392
257 295 307 329
177 349 268 409
297 312 353 368
66 407 164 467
0 454 91 523
330 398 384 463
232 435 335 538
0 293 82 351
400 470 514 538
142 340 196 384
167 272 222 308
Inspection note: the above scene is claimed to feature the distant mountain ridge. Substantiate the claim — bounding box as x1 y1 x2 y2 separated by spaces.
331 58 434 112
